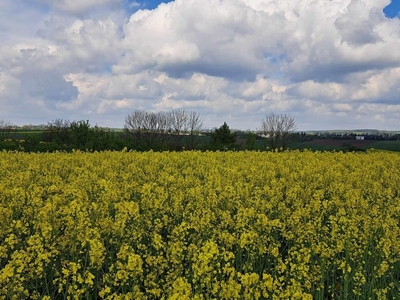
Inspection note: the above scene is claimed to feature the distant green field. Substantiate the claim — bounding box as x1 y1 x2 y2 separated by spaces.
366 141 400 152
290 140 400 152
9 130 43 139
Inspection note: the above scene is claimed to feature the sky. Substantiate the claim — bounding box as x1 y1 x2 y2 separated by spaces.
0 0 399 131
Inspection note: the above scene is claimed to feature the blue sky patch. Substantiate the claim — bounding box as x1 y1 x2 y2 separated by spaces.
383 0 400 18
127 0 174 10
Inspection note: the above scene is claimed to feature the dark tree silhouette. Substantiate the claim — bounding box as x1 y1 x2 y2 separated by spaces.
211 122 236 150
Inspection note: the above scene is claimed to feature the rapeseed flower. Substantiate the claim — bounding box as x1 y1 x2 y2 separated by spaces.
0 150 399 298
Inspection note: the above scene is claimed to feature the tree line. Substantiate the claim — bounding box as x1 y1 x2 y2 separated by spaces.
124 109 204 150
0 111 297 152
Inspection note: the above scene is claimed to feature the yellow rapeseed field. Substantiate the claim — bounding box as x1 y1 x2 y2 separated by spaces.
1 150 400 299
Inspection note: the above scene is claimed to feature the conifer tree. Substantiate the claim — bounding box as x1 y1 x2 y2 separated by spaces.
211 122 236 150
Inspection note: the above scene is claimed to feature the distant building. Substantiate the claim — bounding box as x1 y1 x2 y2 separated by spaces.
356 136 365 140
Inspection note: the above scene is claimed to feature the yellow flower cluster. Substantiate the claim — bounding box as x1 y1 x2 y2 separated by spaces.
1 149 400 299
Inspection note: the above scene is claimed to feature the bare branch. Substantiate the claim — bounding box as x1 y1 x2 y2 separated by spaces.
124 109 204 150
188 111 203 134
0 119 13 140
260 113 296 150
171 109 189 135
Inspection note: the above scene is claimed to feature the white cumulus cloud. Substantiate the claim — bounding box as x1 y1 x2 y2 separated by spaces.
0 0 399 130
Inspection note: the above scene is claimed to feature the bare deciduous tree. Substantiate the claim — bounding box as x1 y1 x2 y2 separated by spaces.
259 113 296 150
187 111 203 149
42 119 71 143
0 119 13 140
171 109 189 134
125 110 153 147
155 111 171 145
170 109 189 147
124 109 204 150
124 110 172 149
